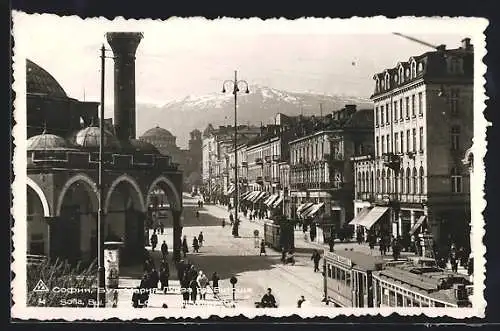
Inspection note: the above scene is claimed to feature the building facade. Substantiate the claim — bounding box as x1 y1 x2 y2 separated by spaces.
352 38 474 256
289 105 374 243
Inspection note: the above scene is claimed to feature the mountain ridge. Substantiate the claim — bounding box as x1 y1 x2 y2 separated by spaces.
136 85 373 148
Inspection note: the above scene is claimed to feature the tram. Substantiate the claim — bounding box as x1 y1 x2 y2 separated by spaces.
323 249 385 307
263 221 294 251
372 257 472 308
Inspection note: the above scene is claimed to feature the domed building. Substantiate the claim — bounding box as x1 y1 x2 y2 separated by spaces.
24 32 184 268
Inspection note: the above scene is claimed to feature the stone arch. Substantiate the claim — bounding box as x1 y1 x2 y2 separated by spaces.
26 177 50 217
105 174 146 214
146 176 182 211
56 173 98 216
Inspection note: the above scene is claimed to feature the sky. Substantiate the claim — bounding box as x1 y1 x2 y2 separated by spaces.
14 14 484 108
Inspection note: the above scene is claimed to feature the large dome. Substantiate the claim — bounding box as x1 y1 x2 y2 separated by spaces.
141 126 175 139
26 59 67 98
27 132 76 151
69 126 121 150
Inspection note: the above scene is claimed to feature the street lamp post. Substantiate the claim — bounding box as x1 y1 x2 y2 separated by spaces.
222 71 249 237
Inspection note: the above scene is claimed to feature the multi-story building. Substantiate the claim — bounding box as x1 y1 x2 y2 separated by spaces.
351 38 474 256
289 105 374 243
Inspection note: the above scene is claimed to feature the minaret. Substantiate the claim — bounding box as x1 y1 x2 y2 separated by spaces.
106 32 143 140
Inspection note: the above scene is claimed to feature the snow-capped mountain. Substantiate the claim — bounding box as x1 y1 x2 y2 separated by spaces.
136 85 373 148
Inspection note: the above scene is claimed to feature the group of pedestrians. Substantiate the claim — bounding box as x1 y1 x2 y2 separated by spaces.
177 259 220 307
181 232 205 257
132 250 171 308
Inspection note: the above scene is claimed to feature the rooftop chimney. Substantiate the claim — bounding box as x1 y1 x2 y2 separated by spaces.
461 38 472 50
106 32 143 140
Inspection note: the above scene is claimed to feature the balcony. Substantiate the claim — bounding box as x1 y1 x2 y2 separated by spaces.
264 155 272 163
374 193 427 204
255 158 263 165
272 154 281 162
355 192 375 201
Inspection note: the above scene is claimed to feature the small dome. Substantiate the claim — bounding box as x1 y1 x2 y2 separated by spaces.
27 132 74 151
124 139 161 154
69 126 121 150
26 59 67 98
141 126 175 139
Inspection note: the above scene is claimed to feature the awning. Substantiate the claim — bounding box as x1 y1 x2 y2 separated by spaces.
240 191 251 200
271 196 284 209
254 191 267 203
245 191 258 201
227 185 235 195
409 215 427 235
296 202 312 214
349 207 372 226
263 194 275 206
304 203 325 218
249 191 265 203
265 194 279 207
299 203 315 218
358 206 389 230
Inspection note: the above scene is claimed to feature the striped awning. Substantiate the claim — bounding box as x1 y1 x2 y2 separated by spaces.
299 203 315 218
304 203 325 218
296 203 312 214
265 194 279 207
227 185 235 195
253 191 267 203
271 196 284 209
245 191 258 201
240 191 251 200
349 207 371 226
409 215 426 235
358 206 389 230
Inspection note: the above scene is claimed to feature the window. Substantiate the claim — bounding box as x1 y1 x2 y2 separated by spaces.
450 89 460 115
395 133 399 153
375 107 379 126
386 104 390 124
376 137 379 157
400 131 404 153
400 168 404 193
394 101 398 121
451 126 461 150
371 171 375 192
377 169 381 193
411 95 416 117
386 135 390 154
451 167 463 193
418 92 423 115
406 167 411 194
381 106 385 125
381 136 385 154
406 130 410 153
412 167 417 195
419 127 424 152
405 97 410 118
412 129 417 152
382 169 386 193
399 99 403 119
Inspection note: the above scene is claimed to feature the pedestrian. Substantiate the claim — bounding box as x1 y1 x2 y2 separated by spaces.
450 246 458 273
260 288 277 308
181 276 190 307
229 212 234 225
196 210 200 221
311 249 321 272
392 237 401 261
328 234 335 252
198 232 204 248
150 231 158 251
133 271 150 308
160 221 164 235
189 278 199 304
197 270 209 300
192 236 200 253
211 272 220 298
260 239 267 256
161 240 168 260
159 264 169 293
182 236 189 257
149 267 159 290
379 237 386 256
222 218 226 228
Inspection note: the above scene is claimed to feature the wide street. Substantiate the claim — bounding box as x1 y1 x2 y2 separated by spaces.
157 194 326 308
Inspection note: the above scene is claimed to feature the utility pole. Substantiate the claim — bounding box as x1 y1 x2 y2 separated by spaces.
97 44 106 307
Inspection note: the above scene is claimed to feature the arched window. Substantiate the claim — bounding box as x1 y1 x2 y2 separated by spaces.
387 170 392 193
376 169 381 193
419 166 425 194
451 125 461 150
412 167 418 194
451 167 463 193
411 60 417 78
382 169 386 193
406 167 411 194
399 168 404 194
364 171 368 193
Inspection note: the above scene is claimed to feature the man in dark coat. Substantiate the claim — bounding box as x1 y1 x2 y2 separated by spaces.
311 250 321 272
182 236 189 257
260 288 277 308
161 240 168 260
159 264 170 293
150 231 158 251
